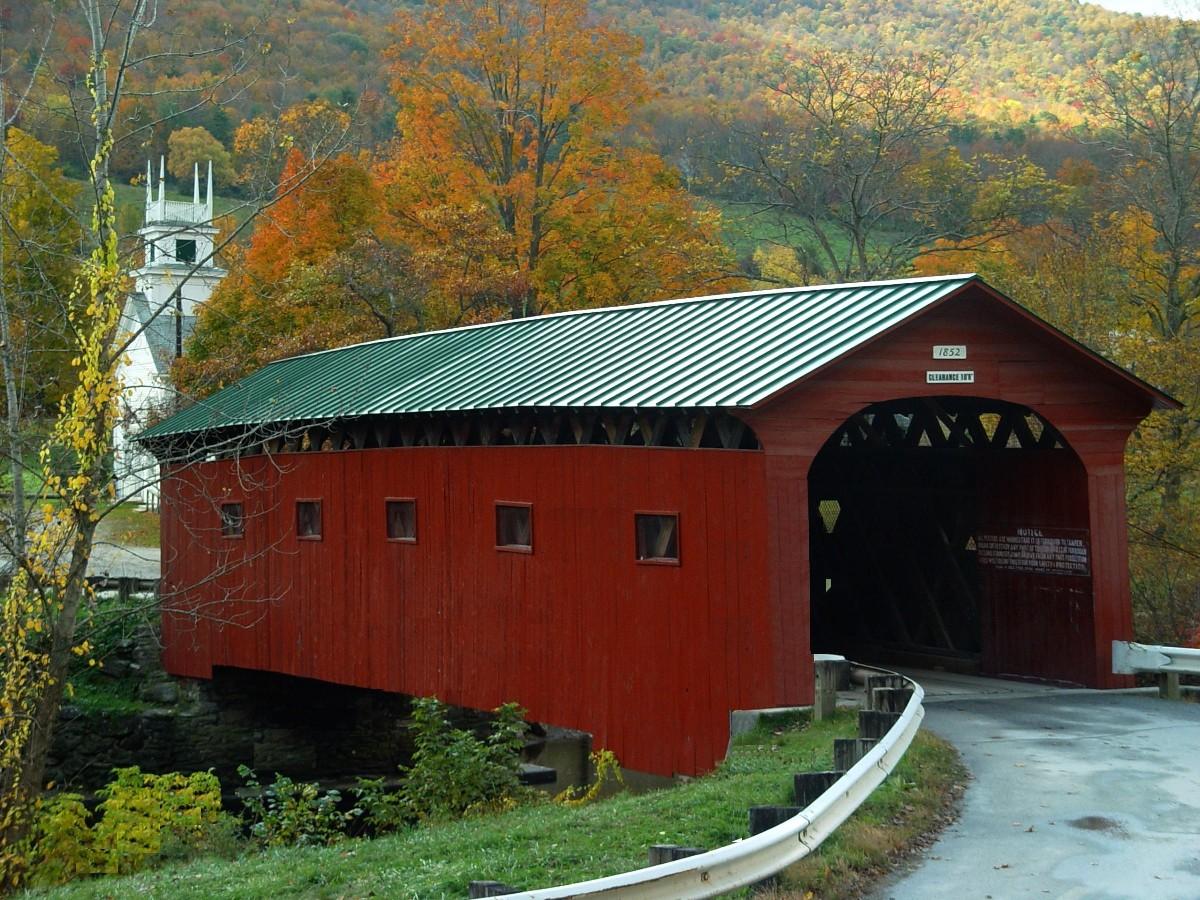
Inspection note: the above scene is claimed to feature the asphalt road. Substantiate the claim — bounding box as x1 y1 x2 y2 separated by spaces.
874 686 1200 900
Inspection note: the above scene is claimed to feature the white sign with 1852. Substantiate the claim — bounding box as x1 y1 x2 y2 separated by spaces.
932 345 967 359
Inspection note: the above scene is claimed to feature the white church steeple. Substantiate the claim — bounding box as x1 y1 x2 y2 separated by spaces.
133 156 225 322
115 158 228 508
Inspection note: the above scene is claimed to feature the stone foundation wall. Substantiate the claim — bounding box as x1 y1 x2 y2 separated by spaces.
49 626 589 795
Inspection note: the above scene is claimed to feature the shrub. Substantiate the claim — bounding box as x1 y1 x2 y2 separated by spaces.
397 697 528 823
351 777 409 835
238 767 360 847
22 793 98 888
22 767 238 887
92 767 230 875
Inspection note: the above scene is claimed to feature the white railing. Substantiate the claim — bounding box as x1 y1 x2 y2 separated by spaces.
509 666 925 900
1113 640 1200 699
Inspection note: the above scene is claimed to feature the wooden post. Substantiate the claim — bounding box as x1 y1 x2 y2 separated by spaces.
813 657 840 720
748 806 803 893
647 844 704 866
748 805 803 835
793 770 841 806
1159 672 1182 700
859 710 901 740
864 674 905 711
833 737 878 773
872 687 913 713
468 882 519 898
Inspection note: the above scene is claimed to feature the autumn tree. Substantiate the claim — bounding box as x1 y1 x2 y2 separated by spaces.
233 99 359 197
728 47 1063 283
176 149 519 394
176 149 384 392
167 125 235 186
386 0 734 319
1077 18 1200 645
0 128 82 537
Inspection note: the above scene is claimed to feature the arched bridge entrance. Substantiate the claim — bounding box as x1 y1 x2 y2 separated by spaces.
808 396 1092 684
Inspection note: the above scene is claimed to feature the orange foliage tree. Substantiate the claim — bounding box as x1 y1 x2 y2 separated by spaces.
175 150 382 393
385 0 734 319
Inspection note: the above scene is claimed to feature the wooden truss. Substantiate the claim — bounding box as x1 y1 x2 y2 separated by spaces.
241 408 761 457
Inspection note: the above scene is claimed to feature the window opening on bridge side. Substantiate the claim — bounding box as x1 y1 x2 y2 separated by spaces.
496 502 532 553
220 502 244 538
297 499 323 541
635 512 680 564
386 498 417 542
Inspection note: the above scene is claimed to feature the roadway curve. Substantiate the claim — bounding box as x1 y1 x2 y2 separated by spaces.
874 674 1200 899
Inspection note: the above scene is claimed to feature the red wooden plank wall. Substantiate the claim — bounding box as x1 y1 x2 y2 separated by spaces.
746 285 1154 691
161 445 772 777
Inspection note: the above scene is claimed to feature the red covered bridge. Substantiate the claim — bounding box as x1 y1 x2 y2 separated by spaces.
144 274 1176 777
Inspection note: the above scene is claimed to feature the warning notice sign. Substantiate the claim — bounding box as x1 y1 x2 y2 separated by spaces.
974 527 1091 577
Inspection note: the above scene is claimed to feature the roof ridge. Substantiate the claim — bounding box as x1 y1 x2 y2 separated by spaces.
263 273 979 367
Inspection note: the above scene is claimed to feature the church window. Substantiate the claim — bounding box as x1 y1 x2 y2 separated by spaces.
147 241 156 262
175 238 197 264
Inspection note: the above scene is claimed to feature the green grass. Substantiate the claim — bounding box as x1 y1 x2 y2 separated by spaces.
66 676 149 716
96 503 160 548
32 711 964 900
779 729 966 897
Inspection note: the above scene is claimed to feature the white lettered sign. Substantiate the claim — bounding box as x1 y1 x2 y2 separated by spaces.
933 345 967 359
926 370 975 384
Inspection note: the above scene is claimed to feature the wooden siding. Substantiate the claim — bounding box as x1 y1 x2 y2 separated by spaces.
745 284 1153 692
161 445 771 777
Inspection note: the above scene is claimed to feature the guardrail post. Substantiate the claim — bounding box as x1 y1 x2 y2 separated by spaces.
813 657 841 720
1159 672 1182 700
859 710 901 740
468 881 519 897
833 738 878 773
793 771 841 806
748 807 803 893
647 844 704 865
864 674 905 710
872 687 914 713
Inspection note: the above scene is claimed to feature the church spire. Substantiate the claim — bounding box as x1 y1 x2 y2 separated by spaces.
157 156 166 219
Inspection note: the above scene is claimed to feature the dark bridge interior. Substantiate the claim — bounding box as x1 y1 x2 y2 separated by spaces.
808 396 1094 683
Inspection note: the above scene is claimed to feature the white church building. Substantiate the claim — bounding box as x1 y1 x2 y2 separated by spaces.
113 159 225 508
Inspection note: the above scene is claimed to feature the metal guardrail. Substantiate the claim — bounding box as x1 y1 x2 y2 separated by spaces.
1113 640 1200 700
507 665 925 900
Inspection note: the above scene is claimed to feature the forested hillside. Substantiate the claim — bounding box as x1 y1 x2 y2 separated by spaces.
606 0 1137 120
0 0 1161 184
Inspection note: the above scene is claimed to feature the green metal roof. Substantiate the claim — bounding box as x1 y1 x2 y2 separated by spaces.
142 274 989 441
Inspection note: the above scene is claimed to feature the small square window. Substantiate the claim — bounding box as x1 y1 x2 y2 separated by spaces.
220 502 244 538
297 500 322 540
496 503 532 552
175 238 197 264
636 513 679 564
386 499 416 542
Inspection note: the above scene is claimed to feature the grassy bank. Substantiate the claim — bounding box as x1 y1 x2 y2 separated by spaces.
32 711 964 900
96 502 160 548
